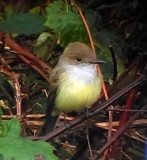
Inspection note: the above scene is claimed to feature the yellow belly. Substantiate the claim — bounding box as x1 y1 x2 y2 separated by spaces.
54 71 102 114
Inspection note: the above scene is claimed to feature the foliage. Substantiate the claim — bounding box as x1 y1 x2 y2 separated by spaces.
33 32 54 60
45 0 88 46
0 118 59 160
19 72 49 113
0 13 47 35
94 29 124 78
127 146 147 159
0 73 15 107
0 107 2 136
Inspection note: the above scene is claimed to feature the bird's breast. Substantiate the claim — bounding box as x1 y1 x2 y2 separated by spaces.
54 64 102 114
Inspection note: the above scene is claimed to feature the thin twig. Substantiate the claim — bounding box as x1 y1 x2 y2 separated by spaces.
86 128 93 157
97 104 147 156
0 66 22 118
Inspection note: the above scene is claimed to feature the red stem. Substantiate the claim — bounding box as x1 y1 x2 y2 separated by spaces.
0 32 52 83
109 89 136 159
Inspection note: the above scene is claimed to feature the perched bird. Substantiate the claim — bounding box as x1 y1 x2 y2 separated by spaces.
41 42 104 135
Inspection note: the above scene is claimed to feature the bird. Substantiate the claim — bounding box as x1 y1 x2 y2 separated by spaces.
40 42 104 135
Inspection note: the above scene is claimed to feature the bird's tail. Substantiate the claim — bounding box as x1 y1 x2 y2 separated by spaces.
40 114 59 136
39 90 58 136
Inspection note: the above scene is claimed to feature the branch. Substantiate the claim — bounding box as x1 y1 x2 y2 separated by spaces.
0 32 52 83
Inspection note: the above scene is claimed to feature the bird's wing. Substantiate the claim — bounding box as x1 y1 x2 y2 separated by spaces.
39 67 63 135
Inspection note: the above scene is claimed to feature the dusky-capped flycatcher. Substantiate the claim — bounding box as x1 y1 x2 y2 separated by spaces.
41 42 104 135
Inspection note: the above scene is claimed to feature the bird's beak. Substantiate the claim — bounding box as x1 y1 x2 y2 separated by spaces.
88 59 106 64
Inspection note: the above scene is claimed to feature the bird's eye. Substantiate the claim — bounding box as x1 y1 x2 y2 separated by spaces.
76 57 81 61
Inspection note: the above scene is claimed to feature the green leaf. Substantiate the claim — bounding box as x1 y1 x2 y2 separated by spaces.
36 32 53 47
0 107 2 124
33 32 54 60
2 118 21 137
93 29 125 79
45 0 88 46
0 13 47 35
0 107 2 137
0 118 59 160
4 5 14 18
127 147 147 159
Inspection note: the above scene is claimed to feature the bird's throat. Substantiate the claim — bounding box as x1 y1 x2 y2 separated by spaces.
65 64 98 84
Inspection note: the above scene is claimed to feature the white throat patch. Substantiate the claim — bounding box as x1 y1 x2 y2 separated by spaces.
65 64 98 84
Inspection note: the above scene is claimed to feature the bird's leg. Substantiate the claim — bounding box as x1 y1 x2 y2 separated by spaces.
63 114 71 130
86 108 90 118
